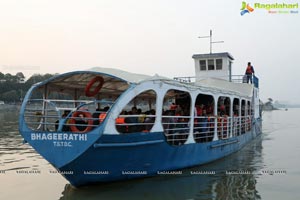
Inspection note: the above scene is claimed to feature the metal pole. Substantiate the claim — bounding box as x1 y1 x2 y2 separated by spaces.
210 30 212 54
198 30 224 54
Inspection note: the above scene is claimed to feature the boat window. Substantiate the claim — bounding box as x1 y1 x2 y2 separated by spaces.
23 73 129 133
208 59 215 70
193 93 215 143
217 96 230 116
200 60 206 71
116 90 156 134
216 59 223 70
162 89 191 146
233 98 240 136
217 96 230 140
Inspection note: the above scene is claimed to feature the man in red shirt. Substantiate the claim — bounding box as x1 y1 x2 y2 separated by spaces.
245 62 255 84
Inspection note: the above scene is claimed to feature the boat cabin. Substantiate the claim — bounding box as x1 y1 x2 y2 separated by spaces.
193 52 234 81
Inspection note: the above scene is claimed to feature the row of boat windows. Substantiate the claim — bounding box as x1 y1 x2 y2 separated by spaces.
199 59 223 71
114 89 252 145
24 88 252 145
116 89 252 128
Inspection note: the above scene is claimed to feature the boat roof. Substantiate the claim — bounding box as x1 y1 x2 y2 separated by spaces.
195 78 253 97
34 67 253 98
192 52 234 60
88 67 156 83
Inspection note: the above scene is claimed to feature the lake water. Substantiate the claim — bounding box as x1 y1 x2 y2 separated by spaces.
0 108 300 200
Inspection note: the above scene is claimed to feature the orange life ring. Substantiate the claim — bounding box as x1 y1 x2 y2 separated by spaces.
69 111 93 133
85 76 104 97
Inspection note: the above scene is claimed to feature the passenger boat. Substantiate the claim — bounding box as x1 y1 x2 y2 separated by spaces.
19 52 262 187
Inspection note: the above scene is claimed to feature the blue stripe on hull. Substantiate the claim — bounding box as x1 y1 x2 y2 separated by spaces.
60 125 261 187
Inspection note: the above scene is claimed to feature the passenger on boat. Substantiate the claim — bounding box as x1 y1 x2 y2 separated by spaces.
245 62 255 84
125 106 139 133
116 110 127 133
137 108 146 124
144 109 156 131
207 113 215 140
75 113 88 131
196 104 204 116
206 103 214 115
219 104 226 116
92 108 101 126
99 106 110 124
200 109 209 142
175 106 186 131
222 115 228 138
194 105 203 131
55 110 71 131
170 103 177 110
162 110 175 135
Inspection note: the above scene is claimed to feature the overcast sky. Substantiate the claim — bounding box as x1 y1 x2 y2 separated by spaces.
0 0 299 103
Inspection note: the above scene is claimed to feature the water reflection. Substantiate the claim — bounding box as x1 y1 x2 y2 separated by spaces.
0 109 264 199
0 111 44 171
60 136 263 200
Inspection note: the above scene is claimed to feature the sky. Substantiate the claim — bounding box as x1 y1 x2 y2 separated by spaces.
0 0 300 103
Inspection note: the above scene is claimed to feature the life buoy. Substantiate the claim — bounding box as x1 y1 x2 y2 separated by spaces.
85 76 104 97
69 111 93 133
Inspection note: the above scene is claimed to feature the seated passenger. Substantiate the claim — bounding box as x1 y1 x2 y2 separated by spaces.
55 110 70 131
125 106 139 133
92 108 101 126
62 110 71 131
170 103 177 110
98 106 110 125
144 109 156 131
116 111 127 133
76 113 88 131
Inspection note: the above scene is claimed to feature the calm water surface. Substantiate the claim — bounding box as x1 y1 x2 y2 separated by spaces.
0 108 299 200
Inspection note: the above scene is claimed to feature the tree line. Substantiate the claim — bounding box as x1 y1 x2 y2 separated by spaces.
0 72 56 103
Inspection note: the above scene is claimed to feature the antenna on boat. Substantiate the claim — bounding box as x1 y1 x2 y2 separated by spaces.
198 30 224 54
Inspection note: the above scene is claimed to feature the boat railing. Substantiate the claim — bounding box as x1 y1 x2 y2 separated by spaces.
232 115 252 136
23 98 114 132
173 75 259 88
193 116 216 143
228 75 259 88
193 115 252 142
162 115 190 145
217 116 231 140
115 114 156 133
241 115 252 134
